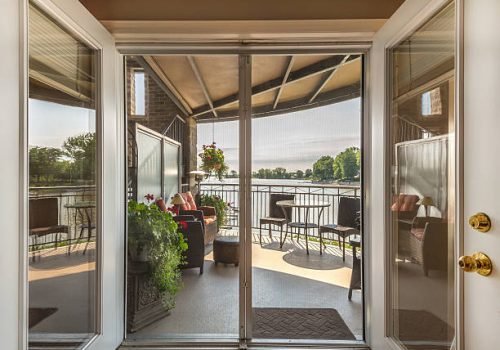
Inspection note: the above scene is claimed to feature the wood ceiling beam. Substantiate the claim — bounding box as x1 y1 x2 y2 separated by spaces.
197 81 361 122
308 55 350 103
191 54 359 118
187 56 218 118
272 56 295 110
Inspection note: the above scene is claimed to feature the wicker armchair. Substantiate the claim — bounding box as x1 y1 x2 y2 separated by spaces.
408 216 447 276
174 215 205 274
179 191 218 245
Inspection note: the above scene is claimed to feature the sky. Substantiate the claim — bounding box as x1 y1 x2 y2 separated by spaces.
197 97 361 172
28 96 361 172
29 99 96 148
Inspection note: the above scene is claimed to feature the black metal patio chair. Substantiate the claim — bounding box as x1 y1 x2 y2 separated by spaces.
319 196 360 260
259 193 295 247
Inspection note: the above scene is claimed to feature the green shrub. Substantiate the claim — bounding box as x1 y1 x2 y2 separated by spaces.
128 200 188 299
200 194 228 228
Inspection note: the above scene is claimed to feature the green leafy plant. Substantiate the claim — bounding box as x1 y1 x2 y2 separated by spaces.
200 194 229 228
127 199 188 299
198 142 229 180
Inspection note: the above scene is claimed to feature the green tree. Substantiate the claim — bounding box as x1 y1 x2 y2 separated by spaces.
305 169 313 178
333 147 360 181
313 156 335 181
296 170 304 179
63 132 96 182
264 168 273 179
29 146 64 184
273 167 287 179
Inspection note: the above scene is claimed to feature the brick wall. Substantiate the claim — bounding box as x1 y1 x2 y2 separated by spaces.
125 56 197 190
126 57 180 135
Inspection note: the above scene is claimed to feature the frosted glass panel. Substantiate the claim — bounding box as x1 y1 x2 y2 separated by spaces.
163 141 179 203
137 130 162 201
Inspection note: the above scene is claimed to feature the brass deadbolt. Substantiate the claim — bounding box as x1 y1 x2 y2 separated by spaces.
458 252 493 276
468 212 491 232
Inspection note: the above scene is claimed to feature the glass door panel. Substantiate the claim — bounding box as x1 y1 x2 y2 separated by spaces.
125 55 240 340
250 54 364 343
388 2 456 349
28 2 100 348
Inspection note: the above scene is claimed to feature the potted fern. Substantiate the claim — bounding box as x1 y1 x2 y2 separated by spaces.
127 198 187 303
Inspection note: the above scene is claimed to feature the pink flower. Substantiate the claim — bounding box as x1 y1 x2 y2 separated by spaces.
144 194 154 202
178 221 188 231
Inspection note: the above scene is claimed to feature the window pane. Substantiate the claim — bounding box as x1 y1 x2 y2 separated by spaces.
134 72 145 115
28 3 99 348
389 2 455 349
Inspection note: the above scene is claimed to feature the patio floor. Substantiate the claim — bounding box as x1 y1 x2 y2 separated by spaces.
132 229 364 340
27 230 454 345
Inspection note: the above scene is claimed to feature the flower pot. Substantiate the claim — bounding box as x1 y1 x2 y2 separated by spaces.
130 246 151 262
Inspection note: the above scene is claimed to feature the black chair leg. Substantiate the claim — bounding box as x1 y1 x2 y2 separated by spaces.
342 236 346 262
280 225 288 248
259 223 262 245
319 229 323 255
268 225 272 239
279 225 283 249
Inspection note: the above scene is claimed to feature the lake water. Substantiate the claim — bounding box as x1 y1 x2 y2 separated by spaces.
202 178 360 188
200 178 361 230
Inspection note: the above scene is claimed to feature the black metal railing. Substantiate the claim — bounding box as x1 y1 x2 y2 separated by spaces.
200 182 361 237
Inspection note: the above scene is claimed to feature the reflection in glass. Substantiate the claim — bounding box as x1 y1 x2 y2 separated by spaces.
389 2 455 349
28 3 98 348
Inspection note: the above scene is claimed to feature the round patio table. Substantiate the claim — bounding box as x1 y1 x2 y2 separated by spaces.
276 199 330 255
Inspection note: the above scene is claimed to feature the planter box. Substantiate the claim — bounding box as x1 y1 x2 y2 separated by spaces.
127 260 171 333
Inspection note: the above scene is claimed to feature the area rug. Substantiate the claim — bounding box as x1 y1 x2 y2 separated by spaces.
396 309 454 350
29 307 57 328
398 309 454 342
253 307 355 340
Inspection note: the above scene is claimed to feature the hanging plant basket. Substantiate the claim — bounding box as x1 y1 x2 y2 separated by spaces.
199 142 229 180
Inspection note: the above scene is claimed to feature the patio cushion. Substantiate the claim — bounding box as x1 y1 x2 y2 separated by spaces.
391 194 419 212
181 191 197 211
204 216 216 226
155 198 167 212
410 228 425 241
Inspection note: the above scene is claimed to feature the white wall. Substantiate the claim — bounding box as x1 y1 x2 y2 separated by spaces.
0 0 23 348
367 0 446 349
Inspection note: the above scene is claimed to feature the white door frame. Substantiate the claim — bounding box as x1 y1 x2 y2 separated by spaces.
14 0 125 349
119 47 369 349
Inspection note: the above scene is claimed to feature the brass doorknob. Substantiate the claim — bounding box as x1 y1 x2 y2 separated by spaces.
469 212 491 232
458 252 493 276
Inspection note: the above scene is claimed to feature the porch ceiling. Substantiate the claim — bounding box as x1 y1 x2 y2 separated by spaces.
136 54 362 122
80 0 404 21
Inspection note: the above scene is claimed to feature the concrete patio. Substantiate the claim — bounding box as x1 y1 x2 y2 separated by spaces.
131 230 364 340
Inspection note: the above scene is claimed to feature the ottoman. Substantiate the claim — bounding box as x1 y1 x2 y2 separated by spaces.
213 236 240 266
